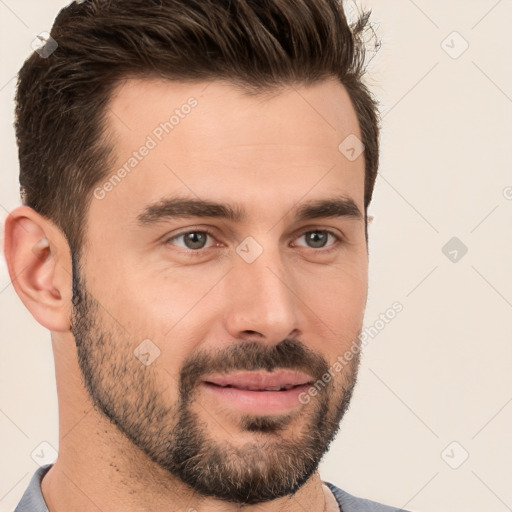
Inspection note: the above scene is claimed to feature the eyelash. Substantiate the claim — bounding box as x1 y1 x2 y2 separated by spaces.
163 228 343 257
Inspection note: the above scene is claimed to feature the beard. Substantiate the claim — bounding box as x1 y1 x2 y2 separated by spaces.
70 255 362 505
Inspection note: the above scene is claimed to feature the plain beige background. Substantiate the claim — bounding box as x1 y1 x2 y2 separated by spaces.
1 1 511 511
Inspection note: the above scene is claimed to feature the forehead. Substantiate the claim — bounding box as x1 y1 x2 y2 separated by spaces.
90 77 364 231
106 77 361 148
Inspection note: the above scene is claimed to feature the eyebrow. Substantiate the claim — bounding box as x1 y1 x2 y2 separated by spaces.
136 195 363 226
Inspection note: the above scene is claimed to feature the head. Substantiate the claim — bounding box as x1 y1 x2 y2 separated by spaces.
8 0 380 505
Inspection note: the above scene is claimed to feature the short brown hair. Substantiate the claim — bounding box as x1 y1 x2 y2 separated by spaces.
15 0 380 255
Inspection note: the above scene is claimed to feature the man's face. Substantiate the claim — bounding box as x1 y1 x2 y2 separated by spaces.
72 78 368 504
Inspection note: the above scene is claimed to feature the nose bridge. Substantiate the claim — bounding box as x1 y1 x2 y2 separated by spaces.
223 239 300 341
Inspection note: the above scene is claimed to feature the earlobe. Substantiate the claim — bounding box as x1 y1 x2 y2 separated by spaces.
3 206 72 332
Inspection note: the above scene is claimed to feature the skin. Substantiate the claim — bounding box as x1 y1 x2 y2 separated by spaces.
4 77 369 511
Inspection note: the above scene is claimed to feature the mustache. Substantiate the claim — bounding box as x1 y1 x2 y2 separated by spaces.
179 338 330 396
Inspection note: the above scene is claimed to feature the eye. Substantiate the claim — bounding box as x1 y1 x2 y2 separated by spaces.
293 230 341 250
164 229 217 251
163 228 342 256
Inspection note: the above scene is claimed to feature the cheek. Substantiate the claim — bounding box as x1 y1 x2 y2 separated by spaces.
295 256 367 355
113 251 367 334
91 269 216 378
300 251 368 311
304 276 366 326
88 259 209 335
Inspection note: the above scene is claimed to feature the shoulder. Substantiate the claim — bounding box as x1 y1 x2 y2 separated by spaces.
14 464 52 512
323 481 413 512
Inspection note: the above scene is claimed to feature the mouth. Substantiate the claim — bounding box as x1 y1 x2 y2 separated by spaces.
203 369 313 390
200 370 314 414
205 383 301 391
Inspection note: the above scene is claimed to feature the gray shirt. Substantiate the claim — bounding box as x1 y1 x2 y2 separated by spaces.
15 464 410 512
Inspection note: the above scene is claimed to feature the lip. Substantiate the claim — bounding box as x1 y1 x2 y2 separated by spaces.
200 370 314 415
203 370 314 390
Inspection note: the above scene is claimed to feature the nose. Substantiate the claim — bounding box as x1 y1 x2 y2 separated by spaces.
222 244 302 345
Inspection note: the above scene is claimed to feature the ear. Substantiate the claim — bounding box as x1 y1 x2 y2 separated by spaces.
2 206 72 332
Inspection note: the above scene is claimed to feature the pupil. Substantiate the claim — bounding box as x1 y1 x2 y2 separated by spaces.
185 232 206 249
308 232 327 248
